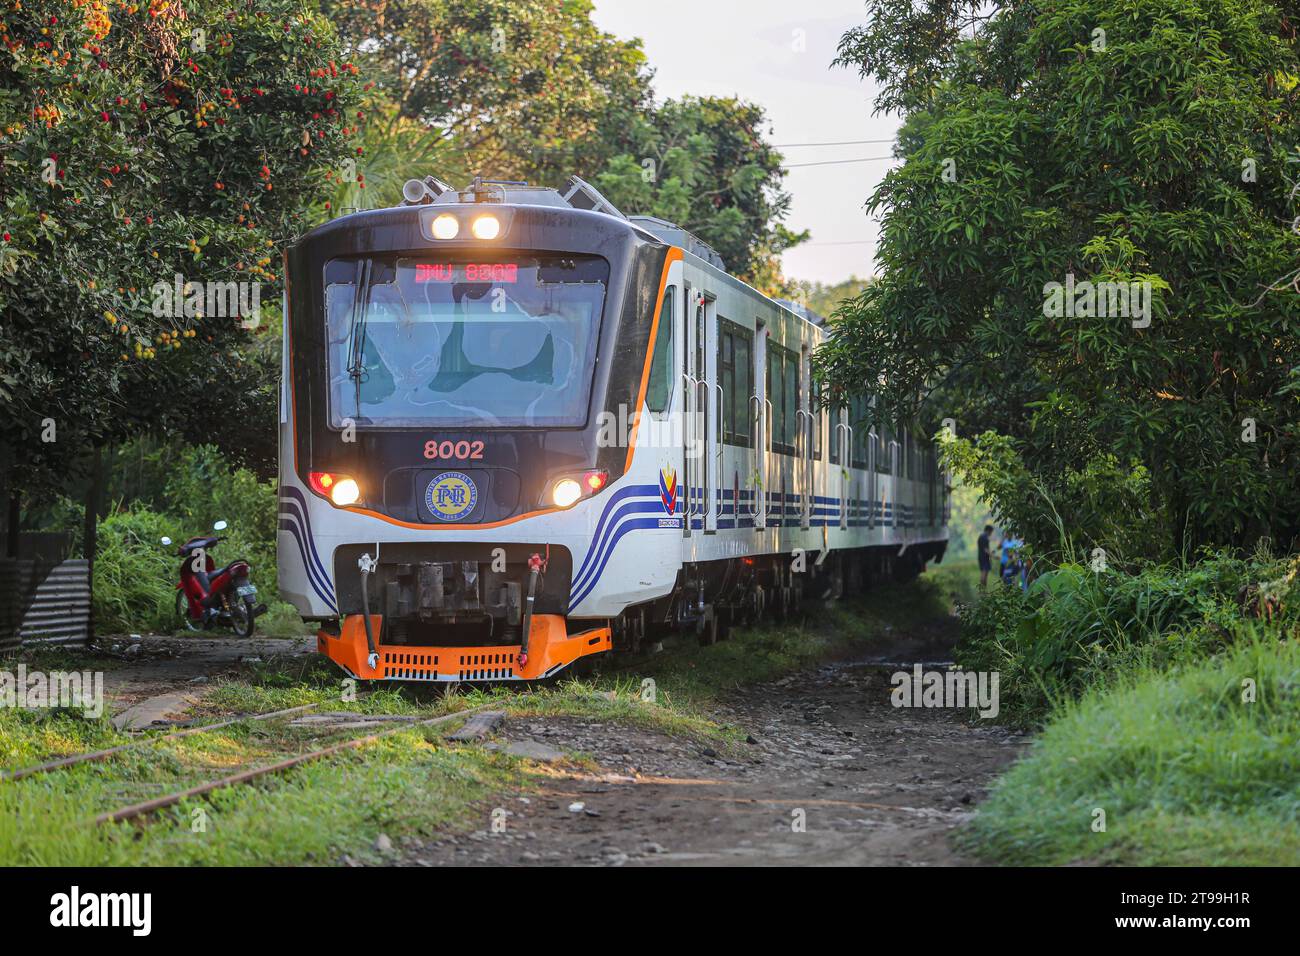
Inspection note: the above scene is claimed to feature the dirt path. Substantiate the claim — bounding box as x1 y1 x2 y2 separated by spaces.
94 634 315 720
408 617 1028 866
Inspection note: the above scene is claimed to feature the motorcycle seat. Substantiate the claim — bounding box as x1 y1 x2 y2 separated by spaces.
209 563 240 581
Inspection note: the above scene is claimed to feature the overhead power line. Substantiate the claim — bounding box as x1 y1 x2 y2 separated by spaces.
781 155 897 169
773 138 897 148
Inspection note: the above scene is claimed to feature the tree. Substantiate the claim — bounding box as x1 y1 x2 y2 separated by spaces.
818 0 1300 559
0 0 365 528
595 96 808 289
787 275 872 319
324 0 652 206
327 3 806 287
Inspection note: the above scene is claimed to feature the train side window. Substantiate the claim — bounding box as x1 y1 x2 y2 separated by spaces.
718 319 752 446
848 394 868 468
784 350 798 450
767 343 797 455
646 286 674 414
829 406 843 465
876 425 894 474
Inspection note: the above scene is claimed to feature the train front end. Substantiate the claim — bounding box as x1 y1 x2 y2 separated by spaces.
278 181 673 682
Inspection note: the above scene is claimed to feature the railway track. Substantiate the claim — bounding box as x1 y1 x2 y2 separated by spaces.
94 703 494 826
0 702 326 783
1 697 495 828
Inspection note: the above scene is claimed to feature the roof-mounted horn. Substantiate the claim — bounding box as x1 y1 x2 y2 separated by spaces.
401 176 454 205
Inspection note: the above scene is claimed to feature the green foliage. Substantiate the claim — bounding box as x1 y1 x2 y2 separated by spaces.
962 626 1300 864
73 442 282 633
328 0 805 288
944 477 994 560
1 0 366 498
820 0 1300 557
940 430 1167 563
91 508 182 633
326 0 651 191
956 550 1297 724
594 96 808 287
787 275 873 320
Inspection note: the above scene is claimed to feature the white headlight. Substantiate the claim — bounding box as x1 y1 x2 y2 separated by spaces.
552 478 582 508
331 478 361 506
471 214 500 240
431 214 459 239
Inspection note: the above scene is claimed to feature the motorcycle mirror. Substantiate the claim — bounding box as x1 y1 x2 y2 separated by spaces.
160 536 172 546
213 520 228 531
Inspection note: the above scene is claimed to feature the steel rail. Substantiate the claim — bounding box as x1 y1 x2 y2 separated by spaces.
95 703 492 826
0 702 325 784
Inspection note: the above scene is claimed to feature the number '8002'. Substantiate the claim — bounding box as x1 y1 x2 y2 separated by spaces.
424 439 484 460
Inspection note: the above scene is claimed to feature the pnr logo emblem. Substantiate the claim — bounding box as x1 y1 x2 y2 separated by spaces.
659 465 677 515
426 471 477 521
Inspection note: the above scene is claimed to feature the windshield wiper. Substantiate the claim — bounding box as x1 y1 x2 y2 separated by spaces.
345 259 373 416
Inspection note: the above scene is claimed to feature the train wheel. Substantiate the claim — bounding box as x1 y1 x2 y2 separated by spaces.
745 585 764 624
619 607 645 655
772 579 790 622
716 607 733 641
696 609 719 646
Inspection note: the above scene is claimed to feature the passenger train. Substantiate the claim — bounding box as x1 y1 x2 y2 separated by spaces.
278 175 949 682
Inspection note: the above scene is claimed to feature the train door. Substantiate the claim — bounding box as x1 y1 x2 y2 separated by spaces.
681 283 697 539
891 434 901 528
751 318 767 531
798 344 812 531
681 285 718 535
833 407 850 531
868 423 878 531
702 294 719 534
764 338 780 529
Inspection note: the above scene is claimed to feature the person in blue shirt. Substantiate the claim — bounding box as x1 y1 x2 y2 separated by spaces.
1000 533 1027 590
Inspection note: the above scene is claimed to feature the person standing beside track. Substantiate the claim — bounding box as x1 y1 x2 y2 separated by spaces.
977 524 994 590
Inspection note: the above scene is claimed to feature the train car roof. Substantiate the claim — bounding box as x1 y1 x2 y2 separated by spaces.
313 175 827 335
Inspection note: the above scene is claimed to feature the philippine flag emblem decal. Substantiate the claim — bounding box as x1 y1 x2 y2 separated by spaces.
659 465 678 515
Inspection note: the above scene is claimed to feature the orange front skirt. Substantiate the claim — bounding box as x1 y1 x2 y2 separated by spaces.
317 613 612 681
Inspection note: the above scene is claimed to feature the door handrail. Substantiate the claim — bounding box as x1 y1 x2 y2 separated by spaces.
713 382 725 518
764 397 775 517
748 395 764 520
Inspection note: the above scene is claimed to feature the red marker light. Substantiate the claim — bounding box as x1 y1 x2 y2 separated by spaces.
583 470 608 492
309 472 335 495
309 472 361 506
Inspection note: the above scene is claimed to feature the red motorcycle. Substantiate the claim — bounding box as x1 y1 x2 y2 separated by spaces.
161 520 265 637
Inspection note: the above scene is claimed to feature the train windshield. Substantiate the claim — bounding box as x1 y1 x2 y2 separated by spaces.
324 255 607 428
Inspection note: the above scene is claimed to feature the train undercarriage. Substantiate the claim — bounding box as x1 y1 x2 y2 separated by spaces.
314 541 946 683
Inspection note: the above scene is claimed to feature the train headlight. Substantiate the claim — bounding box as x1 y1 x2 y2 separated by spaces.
309 472 362 507
471 214 500 240
431 214 459 240
552 478 582 509
331 478 361 507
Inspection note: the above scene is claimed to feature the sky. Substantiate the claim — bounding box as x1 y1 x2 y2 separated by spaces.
590 0 899 286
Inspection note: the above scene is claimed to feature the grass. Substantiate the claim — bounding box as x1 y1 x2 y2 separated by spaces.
490 568 962 749
960 625 1300 865
0 568 957 866
0 691 509 865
